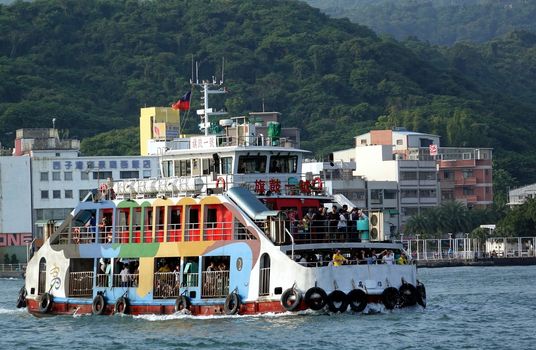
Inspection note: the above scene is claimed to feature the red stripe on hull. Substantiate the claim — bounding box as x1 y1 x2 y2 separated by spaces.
26 294 387 317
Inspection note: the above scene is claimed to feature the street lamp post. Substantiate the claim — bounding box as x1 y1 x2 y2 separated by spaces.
416 234 420 260
25 238 36 263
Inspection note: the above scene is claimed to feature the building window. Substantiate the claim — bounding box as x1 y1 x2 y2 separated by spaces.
41 190 49 199
402 207 419 216
53 190 61 199
79 189 91 200
401 189 418 198
396 139 403 145
64 171 73 181
384 190 397 199
443 170 453 180
81 172 89 180
52 171 61 181
93 171 113 180
463 187 474 195
120 170 139 179
370 189 383 204
360 139 367 145
420 189 436 198
40 172 49 181
400 171 417 181
419 172 436 181
143 170 152 178
65 190 73 199
55 152 60 157
463 169 473 178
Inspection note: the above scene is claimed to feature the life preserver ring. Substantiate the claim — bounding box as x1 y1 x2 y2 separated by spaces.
174 296 191 312
399 283 418 307
216 177 226 191
39 292 52 313
347 289 367 312
98 183 108 192
416 281 426 308
114 297 129 314
381 287 400 310
304 287 328 311
224 292 240 315
73 227 80 244
16 286 27 309
311 177 323 191
327 290 348 313
280 288 302 312
92 294 106 315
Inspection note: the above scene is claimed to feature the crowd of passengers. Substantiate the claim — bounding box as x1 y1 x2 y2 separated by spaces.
294 248 410 267
284 204 369 242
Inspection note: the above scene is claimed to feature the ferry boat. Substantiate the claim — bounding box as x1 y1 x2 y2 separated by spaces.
20 81 426 316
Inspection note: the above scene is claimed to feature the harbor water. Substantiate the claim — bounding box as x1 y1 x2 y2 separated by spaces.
1 266 535 350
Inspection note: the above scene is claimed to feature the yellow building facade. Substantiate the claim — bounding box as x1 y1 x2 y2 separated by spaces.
139 107 180 155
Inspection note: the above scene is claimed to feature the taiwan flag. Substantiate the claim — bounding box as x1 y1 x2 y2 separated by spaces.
172 91 191 111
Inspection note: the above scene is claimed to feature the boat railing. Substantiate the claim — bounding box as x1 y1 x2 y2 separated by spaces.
294 258 415 268
153 272 180 298
268 220 366 245
112 273 139 288
0 263 27 272
96 273 111 288
184 272 199 287
184 222 201 241
68 271 94 297
167 223 182 242
201 270 229 298
203 221 233 240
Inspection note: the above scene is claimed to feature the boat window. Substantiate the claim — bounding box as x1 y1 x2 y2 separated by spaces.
174 159 191 176
170 207 181 227
192 159 201 176
238 155 267 174
202 158 212 175
269 155 298 173
72 210 94 227
162 160 172 177
220 157 232 174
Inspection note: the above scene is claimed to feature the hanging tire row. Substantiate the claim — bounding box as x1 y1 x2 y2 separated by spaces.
280 282 426 313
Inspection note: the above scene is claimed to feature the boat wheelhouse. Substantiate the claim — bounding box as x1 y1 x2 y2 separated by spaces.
20 81 425 316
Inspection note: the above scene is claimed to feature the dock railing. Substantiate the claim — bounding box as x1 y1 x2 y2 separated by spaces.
397 236 536 261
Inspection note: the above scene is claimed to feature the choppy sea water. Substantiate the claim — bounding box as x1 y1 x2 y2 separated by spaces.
1 266 535 350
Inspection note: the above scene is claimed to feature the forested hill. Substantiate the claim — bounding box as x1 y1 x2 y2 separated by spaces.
0 0 536 186
304 0 536 46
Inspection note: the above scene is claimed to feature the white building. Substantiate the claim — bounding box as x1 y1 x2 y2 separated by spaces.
0 128 159 262
508 183 536 206
333 129 441 230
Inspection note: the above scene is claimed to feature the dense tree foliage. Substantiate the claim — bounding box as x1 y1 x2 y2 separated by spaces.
404 201 500 238
305 0 536 46
1 0 536 188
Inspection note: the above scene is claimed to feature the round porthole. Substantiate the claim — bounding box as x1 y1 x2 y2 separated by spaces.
236 257 243 271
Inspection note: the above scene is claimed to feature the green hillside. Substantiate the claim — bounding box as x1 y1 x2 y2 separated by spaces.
305 0 536 46
0 0 535 187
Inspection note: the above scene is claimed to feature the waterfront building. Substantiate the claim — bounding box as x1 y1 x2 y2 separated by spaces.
508 183 536 206
0 128 159 262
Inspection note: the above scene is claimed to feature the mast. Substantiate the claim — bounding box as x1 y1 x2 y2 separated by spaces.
194 60 228 135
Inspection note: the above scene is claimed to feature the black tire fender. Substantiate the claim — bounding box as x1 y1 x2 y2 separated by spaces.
280 288 302 312
224 293 240 315
114 297 129 314
16 286 27 309
304 287 328 311
38 292 52 314
399 283 418 307
347 289 368 312
416 282 427 308
327 290 348 313
174 296 191 312
381 287 400 310
92 294 106 315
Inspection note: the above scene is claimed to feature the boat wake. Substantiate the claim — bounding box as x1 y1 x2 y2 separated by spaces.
0 307 26 315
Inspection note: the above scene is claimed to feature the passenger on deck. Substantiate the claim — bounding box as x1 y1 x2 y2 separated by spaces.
328 206 339 241
332 249 347 266
382 250 395 265
398 252 408 265
158 260 171 273
337 208 348 241
207 261 216 272
120 264 130 287
313 207 326 242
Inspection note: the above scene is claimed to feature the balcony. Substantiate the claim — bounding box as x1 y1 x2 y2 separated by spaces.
454 177 477 186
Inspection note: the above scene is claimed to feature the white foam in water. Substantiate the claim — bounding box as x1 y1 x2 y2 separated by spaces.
132 309 323 322
0 308 26 314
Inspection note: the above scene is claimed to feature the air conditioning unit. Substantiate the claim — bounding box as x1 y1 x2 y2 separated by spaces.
369 211 385 241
